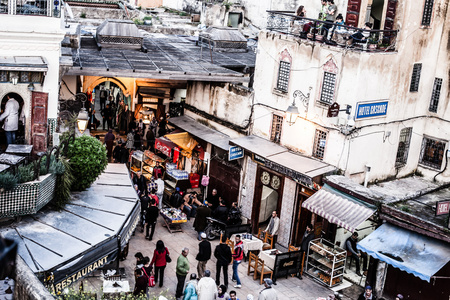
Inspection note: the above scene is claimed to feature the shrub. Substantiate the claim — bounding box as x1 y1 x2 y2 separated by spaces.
0 173 18 191
67 135 107 191
53 157 74 209
80 12 86 18
17 164 35 184
133 18 144 25
143 16 152 20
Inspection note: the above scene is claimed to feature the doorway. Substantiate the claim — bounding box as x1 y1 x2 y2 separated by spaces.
92 81 124 131
370 0 385 29
0 93 25 150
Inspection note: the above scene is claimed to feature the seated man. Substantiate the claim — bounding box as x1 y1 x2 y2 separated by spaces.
212 198 228 223
181 192 202 220
345 232 368 276
349 22 373 44
226 202 241 225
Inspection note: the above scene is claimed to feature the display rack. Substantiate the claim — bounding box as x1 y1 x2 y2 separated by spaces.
163 172 190 204
142 150 164 181
306 238 346 287
130 150 144 174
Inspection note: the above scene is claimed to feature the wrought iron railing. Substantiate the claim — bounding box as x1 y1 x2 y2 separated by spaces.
267 10 398 52
1 0 61 17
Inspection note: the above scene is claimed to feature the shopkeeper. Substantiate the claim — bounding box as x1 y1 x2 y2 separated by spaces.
153 161 165 179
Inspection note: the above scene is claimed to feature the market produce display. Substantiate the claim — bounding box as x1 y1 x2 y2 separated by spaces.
160 208 187 224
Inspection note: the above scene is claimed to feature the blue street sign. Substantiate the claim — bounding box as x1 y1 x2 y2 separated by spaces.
355 101 389 119
229 146 244 161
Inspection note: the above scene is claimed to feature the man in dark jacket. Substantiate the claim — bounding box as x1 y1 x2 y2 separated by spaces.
206 188 220 210
299 223 315 279
140 192 150 233
213 198 228 223
196 233 211 279
133 268 148 296
170 187 183 208
346 232 368 276
133 172 147 196
214 235 232 287
145 198 159 241
194 204 211 240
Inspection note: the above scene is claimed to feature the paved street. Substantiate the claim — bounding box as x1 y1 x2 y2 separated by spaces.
82 209 354 300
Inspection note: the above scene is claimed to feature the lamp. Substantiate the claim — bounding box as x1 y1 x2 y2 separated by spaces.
27 83 35 91
285 101 300 126
10 73 18 85
76 93 89 134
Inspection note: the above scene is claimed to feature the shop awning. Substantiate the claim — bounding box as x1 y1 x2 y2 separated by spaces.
165 132 198 158
155 137 177 157
168 116 231 151
302 184 376 232
357 223 450 282
0 56 48 72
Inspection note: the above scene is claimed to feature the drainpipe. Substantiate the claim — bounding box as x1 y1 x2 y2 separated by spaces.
364 165 371 188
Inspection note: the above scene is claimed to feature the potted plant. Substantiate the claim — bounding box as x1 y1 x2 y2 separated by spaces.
368 33 378 50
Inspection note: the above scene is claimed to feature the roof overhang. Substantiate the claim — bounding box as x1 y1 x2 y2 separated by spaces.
357 223 450 282
0 56 48 72
302 184 376 232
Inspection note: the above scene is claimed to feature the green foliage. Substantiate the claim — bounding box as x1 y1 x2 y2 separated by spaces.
67 135 107 191
223 0 233 10
137 5 142 10
17 164 36 184
80 12 86 18
133 18 144 25
0 172 18 191
54 288 175 300
143 15 152 20
53 157 74 209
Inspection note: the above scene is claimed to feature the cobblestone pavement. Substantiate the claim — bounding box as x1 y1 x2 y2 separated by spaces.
83 216 354 300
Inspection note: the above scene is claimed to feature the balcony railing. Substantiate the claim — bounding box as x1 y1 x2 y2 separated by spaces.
0 0 61 17
267 11 398 52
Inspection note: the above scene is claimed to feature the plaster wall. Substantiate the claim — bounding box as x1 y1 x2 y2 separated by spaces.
0 14 64 144
137 0 163 8
163 0 201 13
240 157 257 220
186 82 252 133
251 0 450 183
278 177 296 247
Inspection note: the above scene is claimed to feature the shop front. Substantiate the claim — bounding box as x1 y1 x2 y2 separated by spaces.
231 135 336 248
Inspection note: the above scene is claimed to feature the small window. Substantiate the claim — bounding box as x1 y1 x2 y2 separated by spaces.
409 64 422 92
0 71 7 82
395 127 412 168
313 129 327 160
19 72 30 83
428 78 442 113
320 72 336 104
276 61 290 92
419 137 446 169
270 114 283 144
421 0 434 26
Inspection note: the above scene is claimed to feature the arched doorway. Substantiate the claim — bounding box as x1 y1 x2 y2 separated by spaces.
0 93 25 149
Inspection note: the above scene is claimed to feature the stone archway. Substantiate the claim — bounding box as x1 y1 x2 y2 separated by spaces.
84 77 130 96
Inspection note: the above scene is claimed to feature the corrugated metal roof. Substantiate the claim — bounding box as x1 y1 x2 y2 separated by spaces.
0 56 48 72
302 184 376 232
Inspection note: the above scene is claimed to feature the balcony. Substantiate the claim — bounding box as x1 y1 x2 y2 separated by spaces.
267 11 398 53
0 0 61 17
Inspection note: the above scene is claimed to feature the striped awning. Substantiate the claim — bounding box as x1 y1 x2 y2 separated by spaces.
302 184 376 232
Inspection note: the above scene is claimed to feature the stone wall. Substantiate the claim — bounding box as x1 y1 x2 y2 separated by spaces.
70 7 140 20
240 157 257 220
15 256 54 300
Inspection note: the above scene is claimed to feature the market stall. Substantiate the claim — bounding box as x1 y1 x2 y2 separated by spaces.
160 208 187 233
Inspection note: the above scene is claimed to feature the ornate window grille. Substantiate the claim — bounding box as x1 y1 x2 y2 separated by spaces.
320 72 336 104
270 114 283 144
276 61 290 93
409 63 422 92
428 78 442 113
0 71 7 82
395 127 412 168
419 137 446 170
313 129 327 160
421 0 434 26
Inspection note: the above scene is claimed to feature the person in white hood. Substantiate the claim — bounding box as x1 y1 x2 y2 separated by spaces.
0 96 20 145
197 270 217 300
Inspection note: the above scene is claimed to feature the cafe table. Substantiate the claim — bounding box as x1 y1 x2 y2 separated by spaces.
103 280 130 296
230 233 264 256
259 249 282 270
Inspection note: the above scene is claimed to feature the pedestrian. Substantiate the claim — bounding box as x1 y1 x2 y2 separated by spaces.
133 172 147 196
141 256 153 285
151 240 169 288
133 268 148 297
232 235 244 288
134 128 142 150
346 232 368 276
135 252 145 268
258 278 277 300
196 233 211 279
103 129 115 162
101 104 112 130
158 116 167 137
194 204 211 241
299 223 315 279
197 270 217 300
149 188 160 209
150 116 158 137
176 247 190 299
155 174 165 209
358 285 376 300
216 285 230 300
263 211 280 243
153 161 165 179
206 189 220 210
140 191 150 233
0 95 20 146
229 290 239 300
126 128 135 150
145 198 159 241
113 139 123 162
99 86 108 110
214 235 232 287
146 125 155 151
183 273 198 300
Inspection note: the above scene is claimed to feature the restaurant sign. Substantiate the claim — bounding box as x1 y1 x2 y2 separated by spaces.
355 100 389 119
265 160 313 187
229 146 244 161
436 200 450 216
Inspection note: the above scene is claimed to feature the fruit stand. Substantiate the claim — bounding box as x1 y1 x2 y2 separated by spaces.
160 208 187 233
306 238 346 287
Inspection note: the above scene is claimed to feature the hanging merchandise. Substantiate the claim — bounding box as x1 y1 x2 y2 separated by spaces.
189 173 200 188
201 175 210 187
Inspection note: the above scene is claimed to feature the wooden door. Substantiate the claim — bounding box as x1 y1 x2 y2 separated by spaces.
346 0 362 27
291 194 312 246
208 158 240 207
31 91 48 154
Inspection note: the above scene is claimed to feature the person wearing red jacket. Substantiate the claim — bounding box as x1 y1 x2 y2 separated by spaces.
151 240 169 288
231 235 244 288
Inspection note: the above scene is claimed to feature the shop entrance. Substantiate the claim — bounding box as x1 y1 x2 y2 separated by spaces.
0 93 25 150
91 81 125 131
291 193 312 246
251 166 284 233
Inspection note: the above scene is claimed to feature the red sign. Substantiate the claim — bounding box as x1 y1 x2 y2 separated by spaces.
436 200 450 216
155 139 172 157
